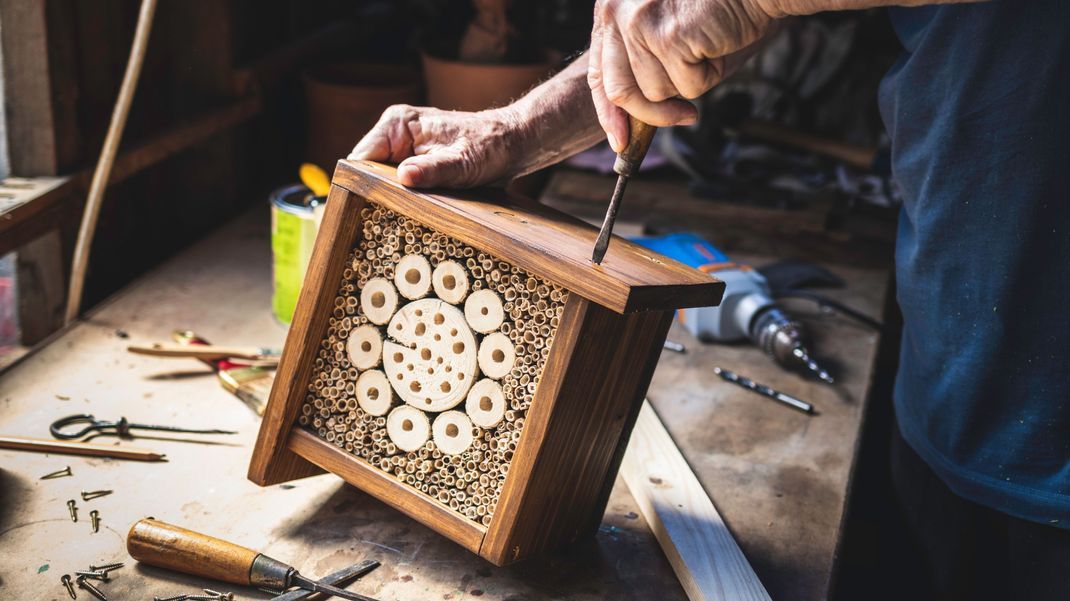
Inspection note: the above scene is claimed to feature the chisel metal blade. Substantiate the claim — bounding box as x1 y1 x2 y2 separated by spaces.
270 560 380 601
591 174 630 264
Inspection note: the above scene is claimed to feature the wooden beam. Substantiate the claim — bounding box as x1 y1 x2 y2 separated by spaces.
0 0 58 175
621 401 771 601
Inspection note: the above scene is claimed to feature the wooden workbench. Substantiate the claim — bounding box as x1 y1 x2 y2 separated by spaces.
0 179 888 601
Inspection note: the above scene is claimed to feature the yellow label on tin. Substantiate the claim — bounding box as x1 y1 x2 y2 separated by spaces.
272 204 319 324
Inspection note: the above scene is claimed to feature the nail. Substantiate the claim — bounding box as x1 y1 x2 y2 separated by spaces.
89 510 100 534
81 489 113 501
61 574 77 599
67 499 78 522
41 466 72 480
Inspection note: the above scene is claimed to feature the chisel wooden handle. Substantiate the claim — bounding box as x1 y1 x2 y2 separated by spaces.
613 115 658 177
127 518 261 585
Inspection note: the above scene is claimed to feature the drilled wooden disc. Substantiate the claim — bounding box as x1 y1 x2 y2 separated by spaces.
360 277 398 325
432 260 470 304
477 332 515 380
394 254 432 300
464 289 504 333
466 378 506 428
346 325 382 370
386 405 431 452
382 298 477 412
355 369 392 416
432 410 475 455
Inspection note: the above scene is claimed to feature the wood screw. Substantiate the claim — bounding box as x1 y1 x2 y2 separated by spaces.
60 574 76 599
67 499 78 522
89 562 124 572
89 510 101 533
153 595 188 601
76 576 107 600
75 569 109 582
41 466 73 480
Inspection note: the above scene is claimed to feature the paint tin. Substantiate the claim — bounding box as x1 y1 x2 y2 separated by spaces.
271 184 325 324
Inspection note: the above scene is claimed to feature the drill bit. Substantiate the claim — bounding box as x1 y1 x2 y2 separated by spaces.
792 346 835 384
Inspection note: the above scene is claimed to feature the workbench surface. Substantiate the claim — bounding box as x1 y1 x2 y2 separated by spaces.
0 185 888 601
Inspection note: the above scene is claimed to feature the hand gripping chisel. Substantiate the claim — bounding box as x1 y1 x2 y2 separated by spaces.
591 115 657 264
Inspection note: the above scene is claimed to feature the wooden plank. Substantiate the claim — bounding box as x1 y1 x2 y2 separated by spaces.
289 429 486 554
248 184 364 485
15 230 65 345
333 160 725 314
621 402 772 601
481 297 674 564
0 1 58 176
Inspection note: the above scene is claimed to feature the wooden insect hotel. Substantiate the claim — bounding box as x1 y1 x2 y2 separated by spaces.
249 160 724 565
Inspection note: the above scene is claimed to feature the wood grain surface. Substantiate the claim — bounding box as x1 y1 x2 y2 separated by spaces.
332 160 725 314
481 296 674 564
622 402 772 601
127 518 258 585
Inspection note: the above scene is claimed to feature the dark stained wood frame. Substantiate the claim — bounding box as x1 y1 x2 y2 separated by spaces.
249 161 724 565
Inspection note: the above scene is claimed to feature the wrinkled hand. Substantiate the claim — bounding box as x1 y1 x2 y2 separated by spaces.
588 0 773 150
349 105 527 188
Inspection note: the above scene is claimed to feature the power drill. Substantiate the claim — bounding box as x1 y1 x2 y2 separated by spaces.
635 233 834 383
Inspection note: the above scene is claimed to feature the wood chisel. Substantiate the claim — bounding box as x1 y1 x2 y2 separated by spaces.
270 560 380 601
591 115 657 264
127 518 381 601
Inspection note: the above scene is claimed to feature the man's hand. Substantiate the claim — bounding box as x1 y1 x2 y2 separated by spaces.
588 0 774 151
349 105 528 188
350 56 605 189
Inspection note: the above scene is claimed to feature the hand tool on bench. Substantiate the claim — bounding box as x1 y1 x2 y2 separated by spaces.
168 330 276 415
591 114 657 264
50 414 236 440
128 518 381 601
270 560 380 601
0 435 166 461
714 366 815 414
127 343 281 365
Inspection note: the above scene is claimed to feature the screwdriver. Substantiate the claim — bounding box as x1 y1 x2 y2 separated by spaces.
591 115 657 264
127 518 380 601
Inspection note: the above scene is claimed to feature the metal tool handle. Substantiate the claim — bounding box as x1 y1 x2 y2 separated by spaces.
50 414 109 439
613 115 658 177
127 518 264 585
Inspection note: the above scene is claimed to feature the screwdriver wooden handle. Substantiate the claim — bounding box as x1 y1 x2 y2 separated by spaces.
127 518 260 585
613 115 658 177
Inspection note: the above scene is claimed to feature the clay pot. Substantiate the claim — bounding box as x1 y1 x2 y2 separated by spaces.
421 51 554 112
303 63 422 172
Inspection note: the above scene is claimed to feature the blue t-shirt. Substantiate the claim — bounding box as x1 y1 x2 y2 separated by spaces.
880 0 1070 526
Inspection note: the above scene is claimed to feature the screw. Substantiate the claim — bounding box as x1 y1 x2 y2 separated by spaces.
67 499 78 522
75 569 108 581
89 510 101 533
41 466 73 480
202 589 234 601
61 574 77 599
81 489 114 501
89 562 124 572
153 595 189 601
76 576 108 600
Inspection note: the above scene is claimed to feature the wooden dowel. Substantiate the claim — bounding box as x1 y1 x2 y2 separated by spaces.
0 435 166 461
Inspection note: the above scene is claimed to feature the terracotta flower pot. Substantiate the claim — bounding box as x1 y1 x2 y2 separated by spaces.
303 63 423 172
421 51 554 112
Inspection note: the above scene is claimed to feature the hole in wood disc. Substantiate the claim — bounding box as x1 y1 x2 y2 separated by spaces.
393 352 404 363
421 348 432 360
371 291 386 308
434 313 445 325
415 309 423 317
441 381 451 392
369 388 379 400
453 342 465 353
406 363 414 371
446 424 459 437
361 341 372 352
415 322 426 336
443 275 456 289
492 349 505 362
410 381 422 392
406 269 421 284
450 328 458 336
434 333 441 341
480 396 492 411
481 307 489 315
402 419 413 431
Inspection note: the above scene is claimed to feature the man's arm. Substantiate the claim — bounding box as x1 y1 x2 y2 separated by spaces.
349 54 602 189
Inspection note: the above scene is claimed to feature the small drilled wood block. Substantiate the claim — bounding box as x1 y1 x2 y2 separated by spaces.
249 160 724 565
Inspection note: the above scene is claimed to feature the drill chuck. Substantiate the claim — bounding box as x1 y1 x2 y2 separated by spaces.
750 307 834 384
